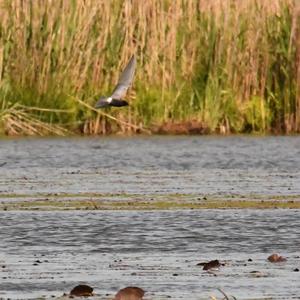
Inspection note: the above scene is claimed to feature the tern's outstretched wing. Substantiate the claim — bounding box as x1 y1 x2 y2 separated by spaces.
111 55 136 99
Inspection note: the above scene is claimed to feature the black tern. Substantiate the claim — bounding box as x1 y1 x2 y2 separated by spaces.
95 55 136 108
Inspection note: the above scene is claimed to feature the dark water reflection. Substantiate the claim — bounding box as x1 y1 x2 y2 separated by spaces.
0 210 300 299
0 136 300 195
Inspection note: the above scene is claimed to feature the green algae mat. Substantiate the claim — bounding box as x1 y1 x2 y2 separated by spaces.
1 193 300 211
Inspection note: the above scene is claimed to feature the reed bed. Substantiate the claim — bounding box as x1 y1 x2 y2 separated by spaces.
0 0 299 135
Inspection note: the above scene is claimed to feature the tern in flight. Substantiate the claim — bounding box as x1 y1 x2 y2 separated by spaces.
95 55 136 108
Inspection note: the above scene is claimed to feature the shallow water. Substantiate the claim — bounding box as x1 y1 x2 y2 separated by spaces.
1 209 300 299
0 136 300 299
0 136 300 196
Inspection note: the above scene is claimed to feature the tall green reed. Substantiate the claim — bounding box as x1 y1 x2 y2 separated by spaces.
0 0 299 135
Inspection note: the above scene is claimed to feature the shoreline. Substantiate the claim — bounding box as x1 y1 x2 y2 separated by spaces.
0 132 300 139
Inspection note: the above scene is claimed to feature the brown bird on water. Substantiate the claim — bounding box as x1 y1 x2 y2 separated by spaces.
113 286 145 300
70 284 93 297
267 253 287 262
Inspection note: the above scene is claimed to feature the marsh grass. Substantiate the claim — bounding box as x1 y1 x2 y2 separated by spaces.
0 0 299 135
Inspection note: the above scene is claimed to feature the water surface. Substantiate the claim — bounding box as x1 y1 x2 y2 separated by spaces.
0 136 299 196
1 209 299 299
0 136 300 299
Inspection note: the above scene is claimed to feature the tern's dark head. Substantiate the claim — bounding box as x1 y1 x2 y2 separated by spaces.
95 96 129 108
110 99 129 107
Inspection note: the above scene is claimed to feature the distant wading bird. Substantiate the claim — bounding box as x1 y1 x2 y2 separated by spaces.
95 55 136 108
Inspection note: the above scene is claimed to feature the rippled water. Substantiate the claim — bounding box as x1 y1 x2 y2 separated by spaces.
0 136 300 299
0 136 300 195
1 210 300 299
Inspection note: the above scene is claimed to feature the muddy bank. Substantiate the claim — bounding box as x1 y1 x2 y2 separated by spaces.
151 121 210 135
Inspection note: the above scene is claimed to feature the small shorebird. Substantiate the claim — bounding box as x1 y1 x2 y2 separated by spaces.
95 55 136 108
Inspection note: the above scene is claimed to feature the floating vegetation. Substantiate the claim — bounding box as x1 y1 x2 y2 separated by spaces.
1 192 300 211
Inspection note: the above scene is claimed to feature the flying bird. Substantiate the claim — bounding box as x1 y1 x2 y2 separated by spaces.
95 55 136 108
